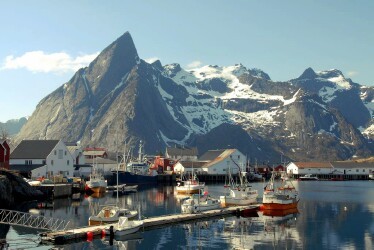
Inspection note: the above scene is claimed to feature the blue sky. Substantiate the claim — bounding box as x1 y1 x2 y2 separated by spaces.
1 0 373 122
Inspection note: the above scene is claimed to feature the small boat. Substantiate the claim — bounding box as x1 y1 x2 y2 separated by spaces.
85 172 107 193
262 171 299 210
176 163 205 194
105 217 143 237
181 191 221 213
220 168 258 207
88 205 138 226
298 174 319 181
369 172 374 180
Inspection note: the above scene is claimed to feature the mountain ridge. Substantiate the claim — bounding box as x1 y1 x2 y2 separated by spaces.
14 32 374 162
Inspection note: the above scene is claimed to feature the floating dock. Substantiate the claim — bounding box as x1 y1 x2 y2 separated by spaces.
40 204 259 244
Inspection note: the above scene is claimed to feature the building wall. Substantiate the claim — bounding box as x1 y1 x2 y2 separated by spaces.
11 159 45 165
202 151 245 175
45 141 75 177
286 163 333 175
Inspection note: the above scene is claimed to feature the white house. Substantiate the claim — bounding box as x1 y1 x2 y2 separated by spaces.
10 140 74 179
330 161 374 175
200 149 246 175
174 161 205 175
286 162 333 175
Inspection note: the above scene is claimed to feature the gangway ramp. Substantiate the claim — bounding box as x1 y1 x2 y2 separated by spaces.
0 209 71 231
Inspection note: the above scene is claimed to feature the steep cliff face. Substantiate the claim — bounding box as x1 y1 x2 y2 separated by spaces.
14 32 374 162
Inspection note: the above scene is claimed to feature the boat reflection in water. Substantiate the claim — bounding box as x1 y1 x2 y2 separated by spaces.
258 208 300 248
102 232 143 249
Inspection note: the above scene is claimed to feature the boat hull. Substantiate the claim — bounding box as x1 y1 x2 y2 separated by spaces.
110 171 157 185
220 196 257 207
262 201 299 210
181 203 221 214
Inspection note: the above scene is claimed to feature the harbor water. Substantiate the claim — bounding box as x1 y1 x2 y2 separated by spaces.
3 180 374 249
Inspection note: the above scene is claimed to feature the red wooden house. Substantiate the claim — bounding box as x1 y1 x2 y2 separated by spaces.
0 140 10 169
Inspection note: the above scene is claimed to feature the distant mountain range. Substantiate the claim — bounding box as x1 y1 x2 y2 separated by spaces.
1 117 27 136
14 32 374 163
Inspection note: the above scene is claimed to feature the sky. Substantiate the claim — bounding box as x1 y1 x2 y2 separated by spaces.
0 0 373 123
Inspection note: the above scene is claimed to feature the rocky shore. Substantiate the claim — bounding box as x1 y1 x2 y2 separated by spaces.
0 169 44 208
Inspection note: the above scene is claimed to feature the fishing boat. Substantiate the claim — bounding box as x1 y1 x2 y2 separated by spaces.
298 174 319 181
89 154 138 226
85 172 107 193
89 205 138 226
369 171 374 180
181 191 221 213
220 166 258 207
262 171 299 210
110 141 157 185
176 162 205 194
105 217 143 237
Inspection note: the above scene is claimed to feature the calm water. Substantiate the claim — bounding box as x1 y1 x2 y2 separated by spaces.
3 181 374 249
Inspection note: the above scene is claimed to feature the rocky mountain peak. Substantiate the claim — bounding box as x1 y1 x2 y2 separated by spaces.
151 60 163 71
317 69 344 79
297 67 318 80
163 63 182 78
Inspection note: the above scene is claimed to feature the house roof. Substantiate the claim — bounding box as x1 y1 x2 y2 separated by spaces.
199 149 226 161
331 161 374 169
10 140 60 159
289 162 333 168
67 146 80 154
10 164 45 172
203 149 237 168
166 146 198 157
83 151 107 156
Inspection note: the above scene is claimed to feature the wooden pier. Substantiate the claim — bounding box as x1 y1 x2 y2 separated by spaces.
40 204 259 244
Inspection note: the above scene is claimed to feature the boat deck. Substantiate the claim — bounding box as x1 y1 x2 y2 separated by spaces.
40 204 259 244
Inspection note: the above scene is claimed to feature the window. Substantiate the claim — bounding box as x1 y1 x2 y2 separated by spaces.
51 160 54 166
54 150 56 155
58 150 63 159
363 169 365 172
356 169 359 172
65 151 67 155
238 155 240 159
42 160 46 165
67 160 70 165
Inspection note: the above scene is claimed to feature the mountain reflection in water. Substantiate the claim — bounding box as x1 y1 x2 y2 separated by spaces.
1 181 374 249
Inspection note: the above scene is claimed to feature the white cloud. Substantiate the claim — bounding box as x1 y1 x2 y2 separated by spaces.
145 57 159 64
347 71 358 77
186 60 202 69
1 51 99 74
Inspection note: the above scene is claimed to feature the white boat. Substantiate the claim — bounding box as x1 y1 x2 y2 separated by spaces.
220 170 258 207
105 217 144 237
262 171 299 210
298 174 319 181
88 205 138 226
176 163 205 194
85 172 108 193
89 154 138 226
369 172 374 180
181 192 221 213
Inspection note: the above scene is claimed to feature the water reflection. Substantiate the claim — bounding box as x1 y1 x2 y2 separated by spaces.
2 182 374 249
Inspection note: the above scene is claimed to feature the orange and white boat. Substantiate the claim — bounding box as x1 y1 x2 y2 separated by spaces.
85 172 107 193
262 171 299 210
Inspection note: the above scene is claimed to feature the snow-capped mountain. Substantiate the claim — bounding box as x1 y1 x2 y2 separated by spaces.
15 32 374 162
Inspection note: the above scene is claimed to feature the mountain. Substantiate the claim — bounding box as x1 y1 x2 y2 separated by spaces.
0 117 28 136
15 32 374 162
